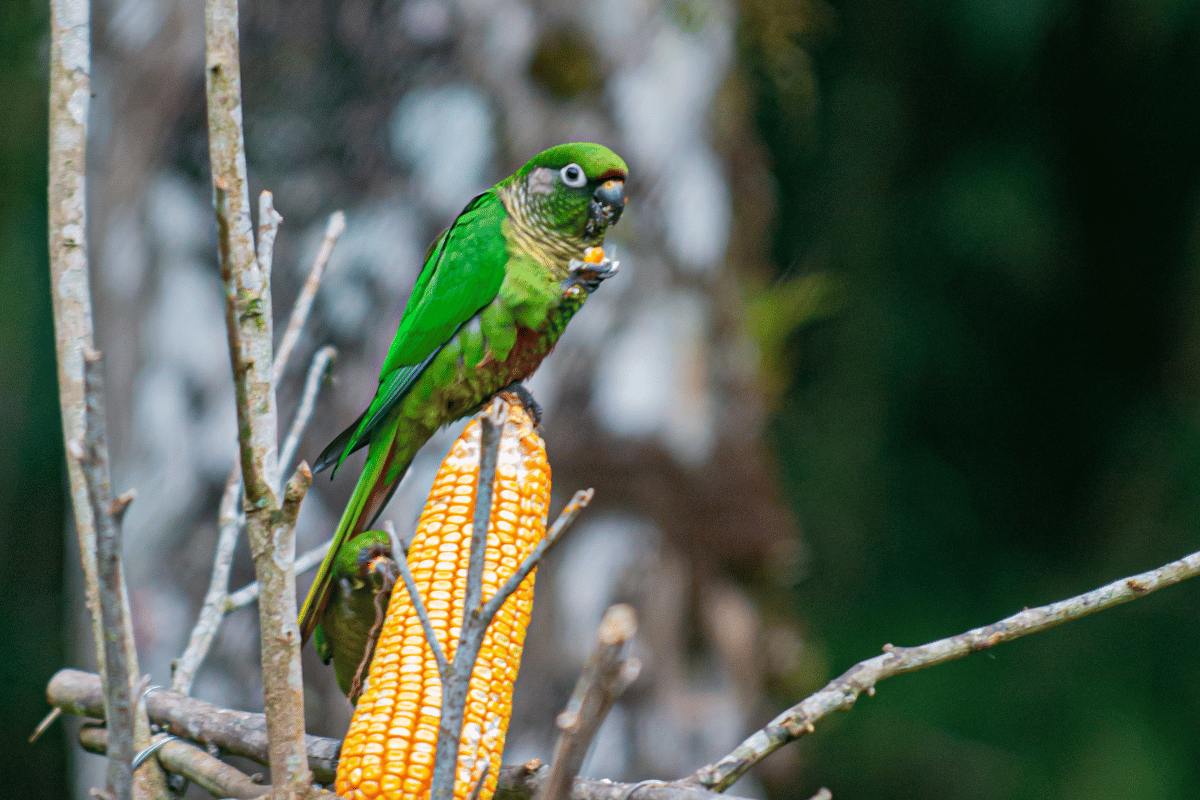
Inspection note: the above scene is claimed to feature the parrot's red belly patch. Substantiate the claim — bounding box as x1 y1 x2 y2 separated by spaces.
476 325 555 380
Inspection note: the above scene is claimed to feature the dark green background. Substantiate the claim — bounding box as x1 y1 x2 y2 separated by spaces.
1 0 69 798
5 0 1200 797
753 1 1200 797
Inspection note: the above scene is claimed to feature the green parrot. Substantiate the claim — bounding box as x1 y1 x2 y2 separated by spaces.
299 141 628 644
313 529 399 702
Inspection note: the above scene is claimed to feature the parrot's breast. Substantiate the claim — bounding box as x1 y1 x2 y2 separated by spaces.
499 185 586 278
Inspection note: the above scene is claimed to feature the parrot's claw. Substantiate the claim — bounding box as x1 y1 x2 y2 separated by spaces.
564 255 620 294
499 382 543 427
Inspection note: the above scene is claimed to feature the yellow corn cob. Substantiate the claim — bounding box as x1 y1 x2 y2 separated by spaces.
337 399 550 800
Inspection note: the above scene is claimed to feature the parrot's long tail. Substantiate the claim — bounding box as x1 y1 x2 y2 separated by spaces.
299 436 406 645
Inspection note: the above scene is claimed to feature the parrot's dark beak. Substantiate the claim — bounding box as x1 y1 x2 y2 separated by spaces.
586 178 625 237
368 554 399 593
595 178 625 210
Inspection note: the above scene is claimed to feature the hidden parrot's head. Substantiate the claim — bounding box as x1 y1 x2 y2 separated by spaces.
510 142 628 244
333 529 399 595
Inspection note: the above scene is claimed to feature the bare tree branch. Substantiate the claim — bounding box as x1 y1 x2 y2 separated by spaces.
51 670 746 800
273 211 345 387
479 488 593 624
48 0 100 634
540 604 640 800
431 405 505 800
211 170 277 503
691 547 1200 791
49 4 170 794
67 351 140 800
386 519 452 678
496 763 739 800
174 466 243 695
206 0 309 793
179 342 333 693
50 669 340 784
279 345 337 485
81 727 269 800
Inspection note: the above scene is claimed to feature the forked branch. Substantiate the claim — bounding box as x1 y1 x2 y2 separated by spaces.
540 604 640 800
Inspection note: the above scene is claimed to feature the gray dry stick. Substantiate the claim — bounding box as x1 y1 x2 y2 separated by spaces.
540 604 640 800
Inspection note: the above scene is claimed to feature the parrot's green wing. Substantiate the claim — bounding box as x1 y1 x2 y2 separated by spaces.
314 192 509 475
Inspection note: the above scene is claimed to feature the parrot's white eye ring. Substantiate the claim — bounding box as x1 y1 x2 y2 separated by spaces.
560 163 586 188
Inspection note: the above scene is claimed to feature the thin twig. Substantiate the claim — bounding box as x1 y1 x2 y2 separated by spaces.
29 707 62 743
479 488 594 623
348 578 394 705
70 351 139 800
177 223 332 695
469 762 492 800
386 520 451 678
430 405 505 800
691 547 1200 792
540 604 640 800
495 763 743 800
273 210 345 387
278 345 337 488
224 537 331 612
173 466 243 694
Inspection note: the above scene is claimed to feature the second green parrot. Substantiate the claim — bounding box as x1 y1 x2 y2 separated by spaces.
299 141 628 644
313 529 399 702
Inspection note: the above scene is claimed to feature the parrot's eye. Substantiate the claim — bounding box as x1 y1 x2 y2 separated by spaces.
559 163 587 188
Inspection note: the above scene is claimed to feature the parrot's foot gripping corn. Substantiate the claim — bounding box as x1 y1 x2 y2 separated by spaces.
564 247 619 295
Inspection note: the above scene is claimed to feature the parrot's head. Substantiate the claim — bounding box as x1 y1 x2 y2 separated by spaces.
314 529 397 666
333 529 399 595
512 142 628 244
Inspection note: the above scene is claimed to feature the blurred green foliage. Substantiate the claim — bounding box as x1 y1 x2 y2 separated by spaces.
0 1 67 798
742 0 1200 797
